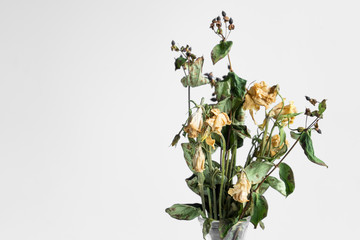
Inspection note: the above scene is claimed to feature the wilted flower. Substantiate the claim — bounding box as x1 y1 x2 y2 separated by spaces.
206 108 231 134
184 107 204 138
270 101 297 125
243 81 278 122
193 145 205 173
269 134 289 157
228 171 251 203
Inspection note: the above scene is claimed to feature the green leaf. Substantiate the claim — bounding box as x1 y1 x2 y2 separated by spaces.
219 218 237 239
181 57 209 87
165 203 203 220
259 221 265 230
299 130 328 167
174 56 187 70
318 99 327 115
232 125 251 139
257 182 270 195
181 143 196 173
215 97 232 114
290 131 301 140
250 193 268 228
224 72 247 99
215 79 231 101
279 163 295 196
202 218 212 239
185 174 200 195
225 219 251 239
211 41 233 64
279 127 286 146
266 176 286 196
244 161 273 184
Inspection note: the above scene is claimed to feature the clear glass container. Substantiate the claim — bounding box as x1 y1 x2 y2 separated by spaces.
198 217 251 240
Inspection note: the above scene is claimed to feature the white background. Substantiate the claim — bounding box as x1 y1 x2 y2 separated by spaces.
0 0 359 239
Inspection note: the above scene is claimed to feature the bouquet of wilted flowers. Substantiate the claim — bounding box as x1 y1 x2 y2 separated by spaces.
165 11 327 240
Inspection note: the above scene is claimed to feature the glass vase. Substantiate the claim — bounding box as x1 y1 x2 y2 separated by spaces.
198 217 250 240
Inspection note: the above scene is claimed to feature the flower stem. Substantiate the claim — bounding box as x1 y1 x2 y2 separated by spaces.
197 172 207 217
206 145 217 219
260 116 270 156
219 134 227 219
207 188 213 219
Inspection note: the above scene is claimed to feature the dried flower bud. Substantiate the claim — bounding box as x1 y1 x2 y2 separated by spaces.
223 16 230 22
212 92 216 96
210 22 215 29
212 18 217 23
229 18 233 24
305 108 311 116
188 47 192 52
210 97 217 102
305 96 318 106
171 40 175 46
170 134 181 147
217 16 221 21
315 128 322 134
228 24 235 30
215 77 221 82
204 72 214 80
222 11 226 17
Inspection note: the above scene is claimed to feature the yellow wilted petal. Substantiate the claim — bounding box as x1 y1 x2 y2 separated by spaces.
228 172 251 203
193 145 205 173
184 107 203 138
206 135 215 150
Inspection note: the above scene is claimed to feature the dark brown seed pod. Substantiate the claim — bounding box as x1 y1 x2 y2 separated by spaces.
171 40 175 46
222 11 226 17
210 97 217 102
229 18 233 24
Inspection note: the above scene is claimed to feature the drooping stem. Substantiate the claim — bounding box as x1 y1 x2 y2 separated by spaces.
219 134 227 219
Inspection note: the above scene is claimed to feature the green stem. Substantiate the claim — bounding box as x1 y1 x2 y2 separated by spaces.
212 187 218 220
206 145 217 219
260 116 270 156
198 172 207 217
207 188 213 219
219 134 227 219
228 145 237 182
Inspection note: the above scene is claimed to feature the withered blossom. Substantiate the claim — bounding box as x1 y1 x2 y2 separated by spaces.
269 134 289 157
228 172 251 203
243 81 278 122
193 145 205 173
270 101 297 125
184 107 203 138
206 108 231 134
